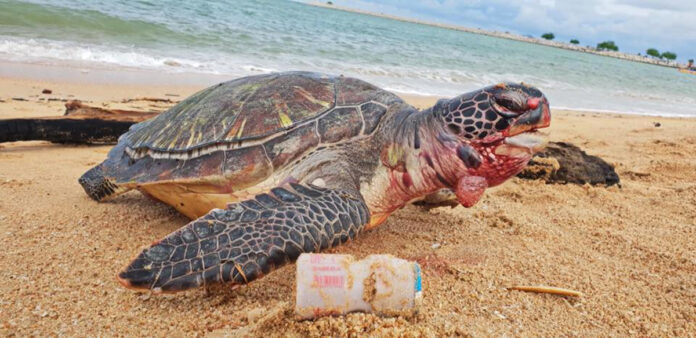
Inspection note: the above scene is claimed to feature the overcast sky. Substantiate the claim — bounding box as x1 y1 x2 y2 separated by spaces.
316 0 695 62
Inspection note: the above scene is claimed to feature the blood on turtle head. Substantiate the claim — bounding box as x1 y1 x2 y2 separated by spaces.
432 82 551 188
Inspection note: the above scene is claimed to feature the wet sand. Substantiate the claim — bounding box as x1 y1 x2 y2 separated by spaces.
1 70 694 336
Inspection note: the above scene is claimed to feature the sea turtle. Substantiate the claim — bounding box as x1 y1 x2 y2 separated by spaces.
79 71 550 292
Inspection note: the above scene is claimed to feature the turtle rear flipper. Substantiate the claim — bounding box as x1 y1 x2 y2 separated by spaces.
118 183 369 292
79 163 131 201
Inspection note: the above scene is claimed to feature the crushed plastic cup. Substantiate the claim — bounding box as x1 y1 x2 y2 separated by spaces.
295 253 422 319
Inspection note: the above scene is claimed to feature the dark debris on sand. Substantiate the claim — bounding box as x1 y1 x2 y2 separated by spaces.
518 141 620 187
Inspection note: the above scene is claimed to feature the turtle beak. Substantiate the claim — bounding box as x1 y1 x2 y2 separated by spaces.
506 95 551 137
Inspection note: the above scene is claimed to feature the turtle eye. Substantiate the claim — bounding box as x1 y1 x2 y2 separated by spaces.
492 91 528 118
495 97 517 110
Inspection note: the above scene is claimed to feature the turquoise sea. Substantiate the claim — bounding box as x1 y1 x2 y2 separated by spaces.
0 0 694 116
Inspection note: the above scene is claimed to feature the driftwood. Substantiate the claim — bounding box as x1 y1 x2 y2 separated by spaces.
0 101 159 144
518 142 620 187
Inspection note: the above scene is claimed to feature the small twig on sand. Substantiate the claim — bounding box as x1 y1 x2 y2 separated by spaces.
121 97 176 103
508 285 583 297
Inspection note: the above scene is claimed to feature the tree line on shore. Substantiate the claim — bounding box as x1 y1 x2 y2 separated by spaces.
540 32 681 61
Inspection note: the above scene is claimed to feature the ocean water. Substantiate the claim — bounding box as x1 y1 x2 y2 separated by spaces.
1 0 694 116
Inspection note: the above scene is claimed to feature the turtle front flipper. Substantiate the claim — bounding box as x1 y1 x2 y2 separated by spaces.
118 183 370 292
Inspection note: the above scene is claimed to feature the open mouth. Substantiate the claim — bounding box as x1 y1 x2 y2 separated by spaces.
480 128 548 158
496 96 550 158
482 92 551 158
495 130 548 157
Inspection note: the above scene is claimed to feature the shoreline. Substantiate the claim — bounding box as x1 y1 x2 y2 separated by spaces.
307 2 685 69
1 60 692 119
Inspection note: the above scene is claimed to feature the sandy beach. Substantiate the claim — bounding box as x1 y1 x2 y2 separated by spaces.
1 65 695 336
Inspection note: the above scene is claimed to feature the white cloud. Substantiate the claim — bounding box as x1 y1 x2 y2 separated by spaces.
327 0 696 60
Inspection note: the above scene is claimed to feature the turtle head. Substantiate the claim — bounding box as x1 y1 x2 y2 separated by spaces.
429 83 551 206
436 82 550 144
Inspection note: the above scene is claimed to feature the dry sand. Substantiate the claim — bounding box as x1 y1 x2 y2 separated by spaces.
1 69 695 336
